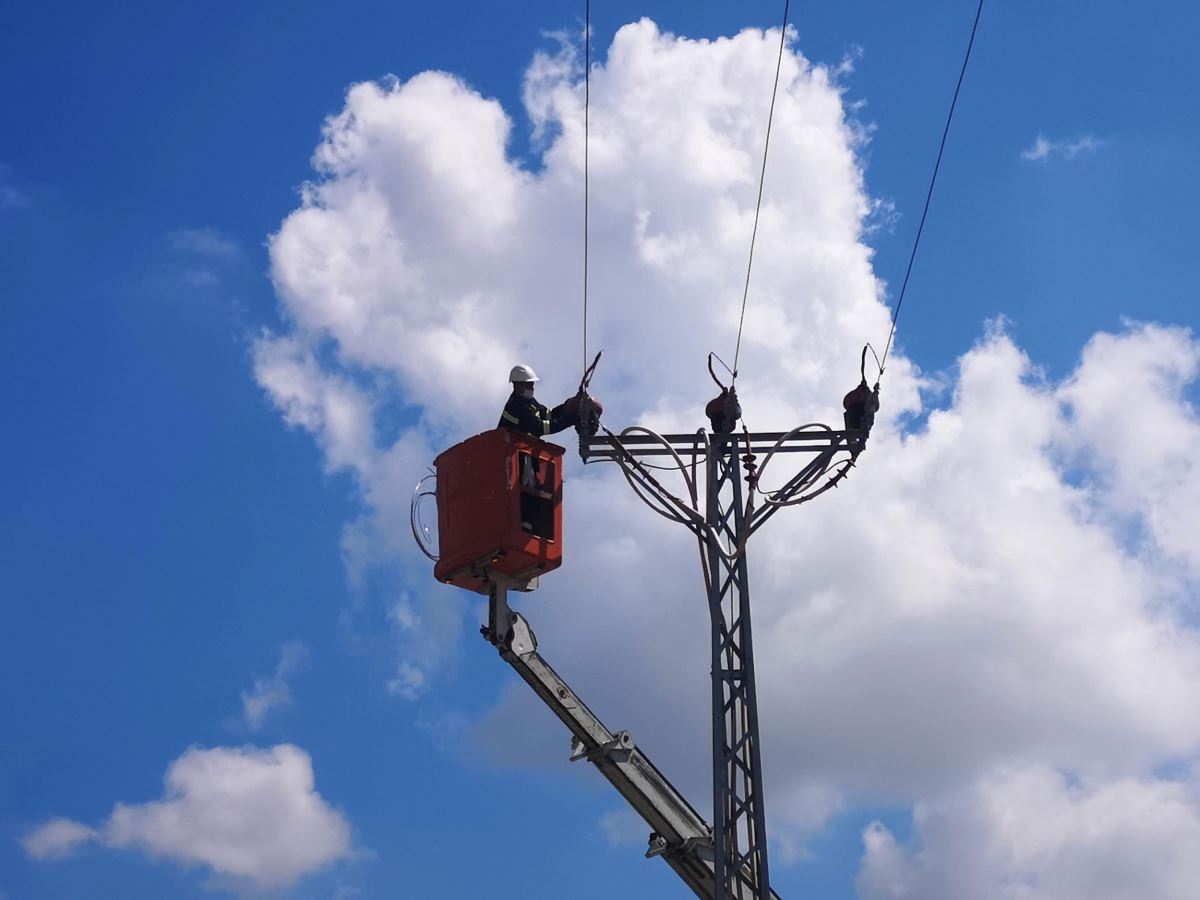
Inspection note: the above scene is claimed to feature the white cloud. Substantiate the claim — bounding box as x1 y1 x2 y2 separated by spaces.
21 817 99 859
255 18 1200 896
857 765 1200 900
1058 324 1200 579
1021 133 1103 162
169 226 242 259
386 660 426 699
388 597 420 631
161 226 243 287
383 597 434 699
253 335 376 475
240 640 310 730
23 745 352 891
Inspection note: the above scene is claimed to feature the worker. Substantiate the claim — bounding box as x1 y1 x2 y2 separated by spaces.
498 363 600 534
498 364 598 436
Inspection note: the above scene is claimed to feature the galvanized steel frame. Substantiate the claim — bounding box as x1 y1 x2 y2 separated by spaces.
581 426 862 899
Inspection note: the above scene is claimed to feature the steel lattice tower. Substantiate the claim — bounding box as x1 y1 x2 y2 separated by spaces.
582 421 866 899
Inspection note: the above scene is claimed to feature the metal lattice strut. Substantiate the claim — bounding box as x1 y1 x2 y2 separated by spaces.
705 437 770 898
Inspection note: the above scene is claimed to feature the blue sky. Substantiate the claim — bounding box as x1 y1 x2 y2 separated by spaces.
4 2 1200 898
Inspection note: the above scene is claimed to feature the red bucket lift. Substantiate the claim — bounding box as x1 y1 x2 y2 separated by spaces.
433 429 564 594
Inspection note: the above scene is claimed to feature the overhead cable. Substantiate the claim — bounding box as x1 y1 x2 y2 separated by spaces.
879 0 987 375
732 0 791 381
582 0 592 378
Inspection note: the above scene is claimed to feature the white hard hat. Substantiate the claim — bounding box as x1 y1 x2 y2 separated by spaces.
508 364 539 383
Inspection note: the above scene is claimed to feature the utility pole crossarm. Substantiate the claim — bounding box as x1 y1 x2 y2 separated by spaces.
580 429 864 460
580 428 867 540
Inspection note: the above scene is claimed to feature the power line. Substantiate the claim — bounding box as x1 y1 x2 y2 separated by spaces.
582 0 591 378
879 0 986 375
732 0 791 382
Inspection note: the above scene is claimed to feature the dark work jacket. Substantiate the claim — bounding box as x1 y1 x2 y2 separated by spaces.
498 392 572 437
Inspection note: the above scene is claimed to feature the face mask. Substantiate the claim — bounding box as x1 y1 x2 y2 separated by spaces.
517 386 535 399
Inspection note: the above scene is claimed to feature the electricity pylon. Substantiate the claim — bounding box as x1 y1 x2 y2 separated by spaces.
582 421 868 899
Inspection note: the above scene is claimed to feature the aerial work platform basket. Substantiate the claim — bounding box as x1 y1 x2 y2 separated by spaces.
433 429 564 594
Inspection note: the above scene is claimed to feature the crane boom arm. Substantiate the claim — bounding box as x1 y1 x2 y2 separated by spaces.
486 585 781 899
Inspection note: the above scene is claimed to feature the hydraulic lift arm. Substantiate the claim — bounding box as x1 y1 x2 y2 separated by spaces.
484 582 781 900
